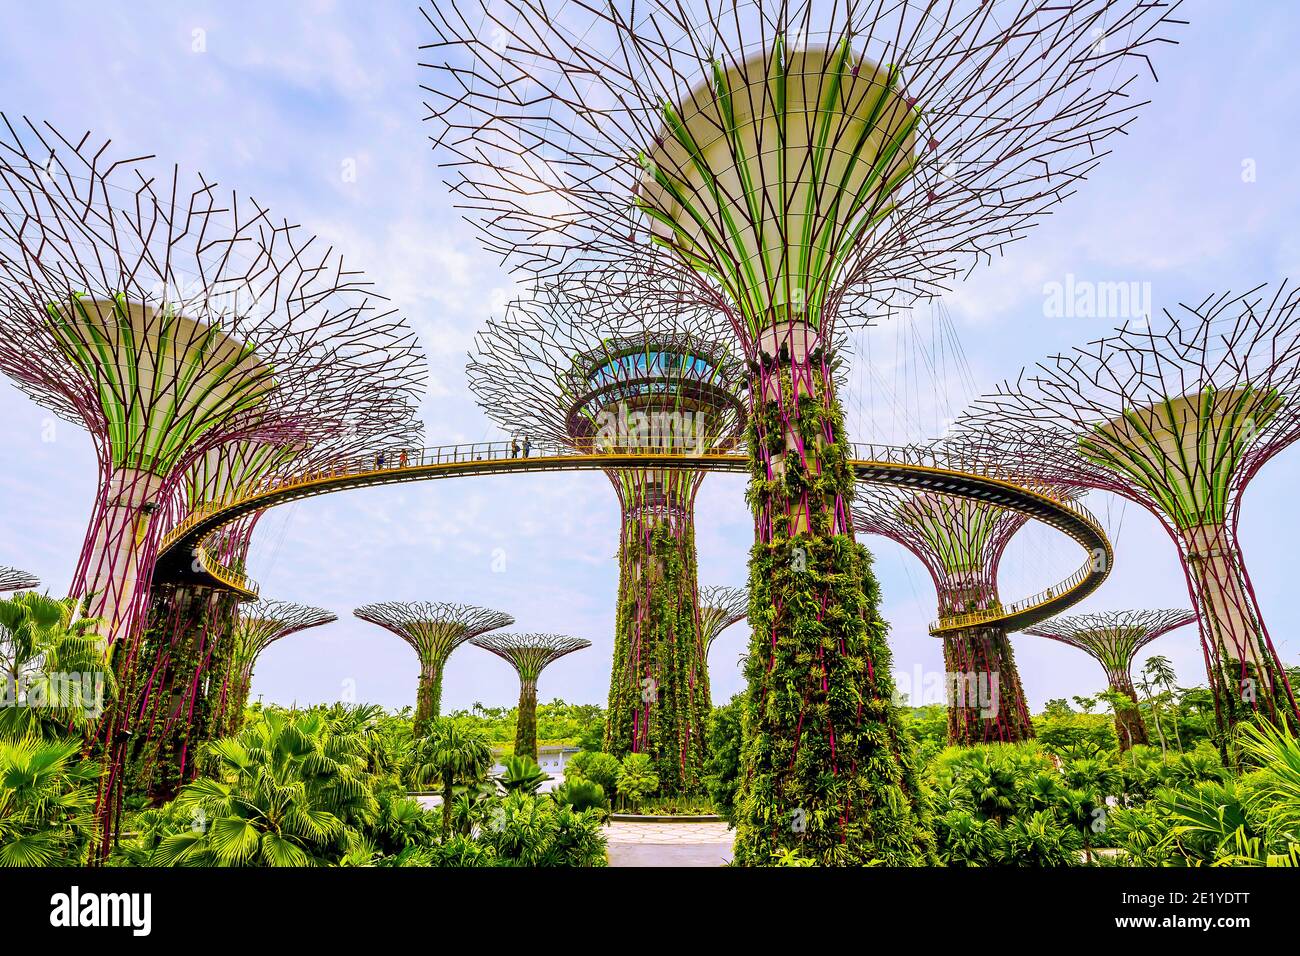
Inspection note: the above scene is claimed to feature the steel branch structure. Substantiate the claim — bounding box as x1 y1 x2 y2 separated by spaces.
1023 609 1195 749
354 601 514 732
698 585 748 657
0 118 425 645
697 583 747 709
958 283 1300 741
467 282 745 793
471 632 590 760
0 567 39 592
854 480 1050 744
214 599 338 737
0 116 427 858
422 0 1183 333
422 0 1183 864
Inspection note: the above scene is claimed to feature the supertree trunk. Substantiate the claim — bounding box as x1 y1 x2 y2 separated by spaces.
415 662 443 733
1179 523 1299 736
129 586 241 803
515 677 539 761
734 326 933 866
1107 672 1149 751
941 624 1035 746
72 466 168 642
605 477 708 794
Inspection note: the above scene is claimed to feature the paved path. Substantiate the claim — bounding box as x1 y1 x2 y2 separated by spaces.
604 820 734 867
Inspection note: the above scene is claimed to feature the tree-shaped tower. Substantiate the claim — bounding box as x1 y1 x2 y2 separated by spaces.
214 599 338 736
422 0 1184 864
698 585 748 658
959 284 1300 740
0 567 39 592
854 480 1071 745
0 118 427 857
0 118 425 640
470 633 591 760
467 283 745 792
1023 610 1196 749
697 584 747 706
354 601 514 732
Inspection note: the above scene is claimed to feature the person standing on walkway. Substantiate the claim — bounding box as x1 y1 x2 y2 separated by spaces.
522 435 531 459
510 437 520 459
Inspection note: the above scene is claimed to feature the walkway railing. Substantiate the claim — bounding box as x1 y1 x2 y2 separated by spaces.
158 438 1110 631
928 559 1096 634
191 543 260 599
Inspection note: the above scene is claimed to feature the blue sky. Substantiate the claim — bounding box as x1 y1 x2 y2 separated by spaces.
1 0 1298 716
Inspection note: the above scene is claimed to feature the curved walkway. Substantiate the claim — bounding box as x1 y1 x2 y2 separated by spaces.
155 439 1112 633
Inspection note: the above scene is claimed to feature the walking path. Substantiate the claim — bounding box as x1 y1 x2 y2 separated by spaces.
604 820 734 867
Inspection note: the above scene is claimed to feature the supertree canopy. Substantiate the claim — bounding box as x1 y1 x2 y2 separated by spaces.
854 479 1078 745
0 116 427 858
698 585 748 657
0 117 427 646
467 282 745 793
354 601 514 732
422 0 1183 864
470 632 590 760
957 283 1300 741
212 599 338 737
1023 609 1195 749
697 583 747 707
0 567 39 592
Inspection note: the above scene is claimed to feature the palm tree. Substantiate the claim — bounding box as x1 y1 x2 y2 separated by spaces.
0 593 110 737
153 709 377 866
411 718 493 840
0 735 97 866
1143 655 1183 752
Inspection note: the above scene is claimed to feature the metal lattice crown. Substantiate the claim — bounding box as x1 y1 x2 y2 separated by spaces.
354 601 515 665
470 632 591 681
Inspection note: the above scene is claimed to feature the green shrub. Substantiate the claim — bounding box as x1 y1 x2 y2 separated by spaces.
567 751 620 796
703 695 743 823
615 753 660 811
553 779 608 814
0 735 98 867
1034 712 1118 752
498 755 550 794
480 791 607 866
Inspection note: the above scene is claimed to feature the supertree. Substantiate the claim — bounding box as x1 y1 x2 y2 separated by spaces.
698 585 748 658
466 282 746 792
0 567 39 592
0 117 427 857
422 0 1184 864
211 599 338 737
854 479 1079 745
697 584 747 705
1023 610 1195 749
354 601 514 732
470 632 591 760
957 283 1300 743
